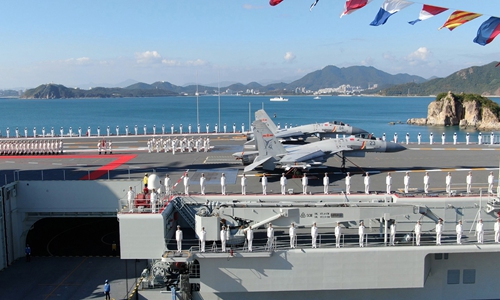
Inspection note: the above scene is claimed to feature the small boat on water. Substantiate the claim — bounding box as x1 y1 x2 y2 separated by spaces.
313 96 321 100
270 96 288 102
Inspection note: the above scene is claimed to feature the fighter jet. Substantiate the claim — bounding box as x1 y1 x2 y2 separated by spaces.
255 109 368 142
235 119 405 172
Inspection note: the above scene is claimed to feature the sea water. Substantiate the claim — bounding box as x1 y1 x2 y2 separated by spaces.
0 95 497 143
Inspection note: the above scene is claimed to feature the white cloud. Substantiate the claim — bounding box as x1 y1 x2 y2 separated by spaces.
405 47 431 65
62 57 92 65
161 59 181 66
243 4 263 10
284 52 296 63
135 51 162 64
186 59 208 66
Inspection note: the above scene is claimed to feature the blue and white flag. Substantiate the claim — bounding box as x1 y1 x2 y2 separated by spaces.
370 0 413 26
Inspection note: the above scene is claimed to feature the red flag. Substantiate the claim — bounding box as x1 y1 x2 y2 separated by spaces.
270 0 284 6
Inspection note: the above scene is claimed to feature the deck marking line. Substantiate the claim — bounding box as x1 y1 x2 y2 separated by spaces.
79 154 137 180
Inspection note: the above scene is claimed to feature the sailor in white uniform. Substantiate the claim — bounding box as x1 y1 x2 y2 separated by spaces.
183 173 190 196
302 173 308 195
429 132 433 145
446 172 452 195
198 227 207 252
423 172 430 194
478 132 483 145
164 175 171 196
345 172 351 195
220 226 228 252
404 172 410 194
382 133 386 141
323 173 329 194
405 133 409 145
488 171 495 194
176 225 183 253
221 173 226 195
476 219 484 244
358 221 365 247
393 133 398 143
466 171 472 194
280 173 287 195
247 227 254 252
311 222 318 248
386 172 392 194
261 174 268 195
466 132 470 145
364 173 370 195
436 219 443 245
267 223 275 250
415 221 422 246
289 223 296 248
456 220 463 244
453 132 457 145
417 132 421 144
390 221 396 246
150 189 158 213
241 174 247 195
127 186 135 212
200 173 206 195
335 222 342 248
441 132 445 145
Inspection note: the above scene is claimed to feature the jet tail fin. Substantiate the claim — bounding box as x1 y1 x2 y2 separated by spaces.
253 120 287 158
255 109 278 133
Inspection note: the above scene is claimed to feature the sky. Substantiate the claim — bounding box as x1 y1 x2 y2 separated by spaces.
0 0 499 89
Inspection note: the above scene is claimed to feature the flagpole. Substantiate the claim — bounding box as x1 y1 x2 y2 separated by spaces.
196 72 199 126
218 71 220 133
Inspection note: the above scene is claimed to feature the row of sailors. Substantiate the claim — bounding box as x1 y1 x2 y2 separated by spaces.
146 137 211 154
97 140 112 154
0 140 64 155
386 132 497 145
180 218 500 253
137 171 497 201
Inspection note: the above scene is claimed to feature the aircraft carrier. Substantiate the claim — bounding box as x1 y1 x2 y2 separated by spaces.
1 132 500 299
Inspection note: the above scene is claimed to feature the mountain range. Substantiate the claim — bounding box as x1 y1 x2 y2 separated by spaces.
19 62 500 99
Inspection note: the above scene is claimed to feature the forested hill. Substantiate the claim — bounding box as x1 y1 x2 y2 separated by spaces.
379 62 500 96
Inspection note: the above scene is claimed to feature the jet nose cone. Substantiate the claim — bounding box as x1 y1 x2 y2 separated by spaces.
351 127 368 135
386 142 406 152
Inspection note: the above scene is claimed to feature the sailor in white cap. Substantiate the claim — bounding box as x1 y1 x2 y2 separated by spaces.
488 171 495 195
476 219 484 244
345 172 351 195
386 172 392 194
404 172 410 194
262 174 268 195
247 226 254 252
127 186 135 212
176 225 183 253
436 219 443 245
220 226 228 252
311 222 318 248
358 221 365 247
466 171 472 194
241 174 247 195
364 173 370 195
456 220 463 244
280 173 287 195
335 222 342 248
390 221 396 246
267 223 274 250
200 173 206 195
495 218 500 243
415 220 422 246
220 173 226 195
183 173 190 196
199 227 206 252
423 172 430 194
302 173 308 195
323 173 329 195
289 223 296 248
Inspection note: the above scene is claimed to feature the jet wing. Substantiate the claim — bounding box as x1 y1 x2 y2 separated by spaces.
279 145 351 165
244 156 274 173
275 130 306 139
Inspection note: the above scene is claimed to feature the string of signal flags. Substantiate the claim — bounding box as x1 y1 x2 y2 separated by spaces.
269 0 500 47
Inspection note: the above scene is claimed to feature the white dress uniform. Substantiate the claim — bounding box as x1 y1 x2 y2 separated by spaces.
456 222 463 244
453 132 457 145
323 173 329 194
345 174 351 194
289 224 296 248
165 175 171 196
429 133 433 145
127 188 135 212
200 174 206 195
176 227 183 253
446 173 452 194
267 225 275 249
417 133 421 144
311 224 318 248
220 227 228 252
183 175 190 195
241 175 247 195
150 190 158 213
415 222 422 246
302 174 308 195
247 227 254 252
390 223 396 246
476 220 484 244
478 133 483 145
364 174 370 194
495 220 500 243
262 175 268 195
221 174 226 195
436 221 443 245
358 223 365 247
423 173 430 194
199 228 206 252
335 224 341 248
466 173 472 194
405 133 409 145
280 174 287 195
488 173 495 194
441 133 445 145
386 174 392 194
404 173 410 194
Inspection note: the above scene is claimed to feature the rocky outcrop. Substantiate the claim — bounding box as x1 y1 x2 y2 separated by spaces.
407 91 500 130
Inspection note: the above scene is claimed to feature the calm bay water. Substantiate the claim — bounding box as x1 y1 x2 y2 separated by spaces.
0 95 496 143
